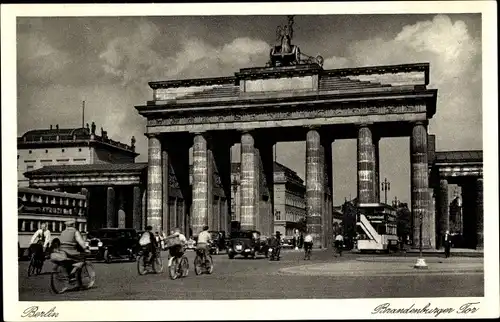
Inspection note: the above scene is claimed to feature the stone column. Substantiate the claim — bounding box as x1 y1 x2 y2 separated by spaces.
192 133 209 235
306 128 324 248
132 186 142 230
141 189 147 230
357 125 375 204
117 188 126 228
207 147 214 231
106 186 115 228
373 137 380 203
475 177 483 249
410 122 432 248
162 148 169 234
323 139 333 249
147 135 162 232
437 178 449 248
254 148 262 233
240 131 256 230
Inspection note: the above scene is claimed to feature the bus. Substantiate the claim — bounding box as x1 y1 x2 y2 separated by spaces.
355 203 399 252
18 187 88 257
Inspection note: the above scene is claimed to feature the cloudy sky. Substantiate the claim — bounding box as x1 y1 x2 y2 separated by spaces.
17 13 482 205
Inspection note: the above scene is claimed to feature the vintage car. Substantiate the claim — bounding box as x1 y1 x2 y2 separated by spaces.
281 236 295 248
208 231 227 255
86 228 139 263
227 230 269 259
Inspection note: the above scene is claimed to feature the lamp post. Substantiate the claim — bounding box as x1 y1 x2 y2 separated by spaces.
381 178 390 204
414 211 428 269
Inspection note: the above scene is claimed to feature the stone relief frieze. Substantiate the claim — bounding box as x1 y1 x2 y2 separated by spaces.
147 103 426 127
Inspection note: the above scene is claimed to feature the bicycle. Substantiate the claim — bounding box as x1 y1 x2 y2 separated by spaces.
194 248 213 275
304 243 312 260
334 241 343 257
168 252 189 280
50 254 95 294
28 252 44 277
28 244 45 276
137 248 163 275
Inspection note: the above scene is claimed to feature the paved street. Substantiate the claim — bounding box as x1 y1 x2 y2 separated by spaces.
19 249 483 301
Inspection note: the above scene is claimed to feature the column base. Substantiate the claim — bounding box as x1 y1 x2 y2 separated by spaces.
414 258 428 269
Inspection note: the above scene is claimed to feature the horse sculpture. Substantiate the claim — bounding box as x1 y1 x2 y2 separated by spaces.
268 16 323 68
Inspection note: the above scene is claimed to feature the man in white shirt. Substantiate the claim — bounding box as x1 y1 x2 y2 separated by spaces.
334 233 344 256
303 232 313 260
196 226 212 261
30 223 51 258
168 228 187 258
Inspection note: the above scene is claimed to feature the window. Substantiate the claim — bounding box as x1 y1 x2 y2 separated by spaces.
45 150 48 153
26 165 34 172
28 150 32 154
62 149 65 152
78 148 82 152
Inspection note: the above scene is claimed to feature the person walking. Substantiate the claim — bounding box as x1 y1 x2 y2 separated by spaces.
444 230 452 258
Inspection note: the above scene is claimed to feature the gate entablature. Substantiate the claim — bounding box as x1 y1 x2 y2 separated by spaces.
137 63 436 135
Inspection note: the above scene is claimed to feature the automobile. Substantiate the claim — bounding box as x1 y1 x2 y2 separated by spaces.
227 230 269 259
281 236 294 248
86 228 139 263
208 231 227 255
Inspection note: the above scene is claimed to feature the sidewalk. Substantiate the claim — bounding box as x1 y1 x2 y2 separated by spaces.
279 256 484 277
404 247 483 257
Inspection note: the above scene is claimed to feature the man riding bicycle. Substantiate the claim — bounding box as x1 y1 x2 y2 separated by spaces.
196 225 211 262
30 223 51 261
139 225 158 264
334 233 344 256
303 231 313 260
168 227 187 259
58 219 89 278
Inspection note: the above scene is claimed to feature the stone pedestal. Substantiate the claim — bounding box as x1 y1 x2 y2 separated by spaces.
357 125 375 203
410 122 432 249
192 134 209 235
306 129 324 248
147 135 163 232
106 187 115 228
240 132 256 230
475 178 483 249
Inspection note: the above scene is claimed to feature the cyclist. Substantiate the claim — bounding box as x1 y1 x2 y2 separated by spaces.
168 227 187 259
139 225 158 265
303 231 313 260
30 223 51 260
196 225 211 263
268 231 282 259
334 233 344 256
58 219 89 278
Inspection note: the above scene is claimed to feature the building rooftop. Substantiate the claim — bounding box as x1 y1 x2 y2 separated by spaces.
18 123 138 155
25 162 148 176
434 150 483 163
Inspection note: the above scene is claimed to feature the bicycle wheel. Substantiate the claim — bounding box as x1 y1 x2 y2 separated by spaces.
181 256 189 277
168 257 179 280
194 255 202 275
137 255 147 275
206 255 214 274
28 254 36 277
36 259 43 275
78 262 96 289
153 255 163 274
50 264 69 294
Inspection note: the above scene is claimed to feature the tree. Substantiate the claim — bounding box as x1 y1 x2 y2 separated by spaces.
396 203 411 240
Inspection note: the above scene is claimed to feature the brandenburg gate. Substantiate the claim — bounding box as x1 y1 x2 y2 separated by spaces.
135 17 438 248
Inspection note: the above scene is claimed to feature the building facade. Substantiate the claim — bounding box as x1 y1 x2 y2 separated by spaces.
17 123 137 187
231 161 307 237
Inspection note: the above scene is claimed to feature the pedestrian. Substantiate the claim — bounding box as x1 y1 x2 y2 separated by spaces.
444 230 452 258
299 233 304 249
334 233 344 257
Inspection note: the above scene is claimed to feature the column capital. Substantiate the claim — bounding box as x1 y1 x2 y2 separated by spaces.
412 120 428 127
305 125 320 131
356 122 373 128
